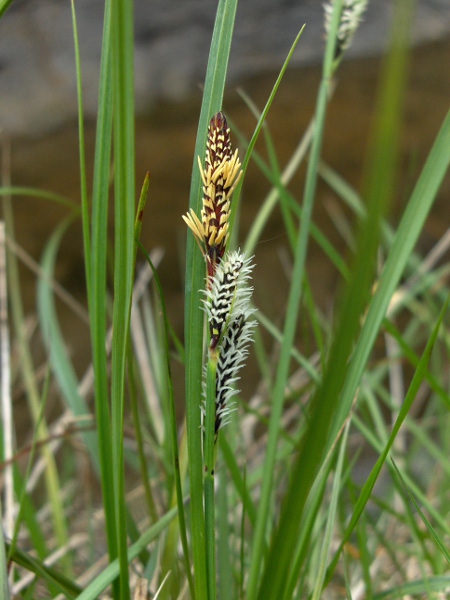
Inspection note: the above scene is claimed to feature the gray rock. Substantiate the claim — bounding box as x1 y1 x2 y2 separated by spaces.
1 0 449 136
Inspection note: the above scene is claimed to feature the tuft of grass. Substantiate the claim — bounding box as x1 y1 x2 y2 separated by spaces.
1 0 450 598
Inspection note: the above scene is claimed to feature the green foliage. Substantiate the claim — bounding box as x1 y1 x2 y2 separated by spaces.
1 0 450 598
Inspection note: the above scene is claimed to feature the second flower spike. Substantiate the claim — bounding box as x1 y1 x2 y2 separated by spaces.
203 250 256 435
204 250 254 351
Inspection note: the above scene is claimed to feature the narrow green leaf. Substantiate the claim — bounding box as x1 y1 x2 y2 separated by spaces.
331 107 450 445
0 0 14 19
138 241 195 598
88 0 117 586
325 295 449 584
391 459 450 564
372 575 450 599
0 497 10 600
6 541 83 598
231 26 305 236
75 507 178 600
37 217 100 470
247 10 338 596
184 2 238 597
310 423 350 600
110 0 136 595
0 187 77 209
204 357 218 600
254 2 414 595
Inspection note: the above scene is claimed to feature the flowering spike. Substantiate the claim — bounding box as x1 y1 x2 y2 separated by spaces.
202 250 256 436
182 112 242 278
324 0 369 58
204 250 254 350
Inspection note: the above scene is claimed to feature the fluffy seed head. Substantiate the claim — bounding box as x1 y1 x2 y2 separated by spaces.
202 250 256 436
324 0 369 57
204 251 254 350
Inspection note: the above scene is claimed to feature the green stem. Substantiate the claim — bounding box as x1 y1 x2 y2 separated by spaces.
139 240 195 599
204 354 218 600
246 3 343 597
184 1 238 596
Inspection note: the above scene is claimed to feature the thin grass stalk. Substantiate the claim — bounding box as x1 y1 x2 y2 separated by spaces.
184 1 238 597
127 353 159 523
160 426 191 600
255 4 411 592
230 27 305 235
255 1 416 594
331 112 450 447
185 21 303 599
219 436 257 527
243 117 314 256
75 506 178 600
0 188 75 209
282 419 348 600
232 93 297 250
139 241 195 598
238 124 349 277
0 496 9 600
128 174 160 524
5 541 82 599
0 171 12 573
37 218 100 469
391 459 450 565
354 495 372 596
250 115 298 251
70 0 91 291
131 277 167 444
353 409 450 534
217 464 233 600
110 0 136 596
204 356 218 600
88 0 118 586
0 0 13 19
326 296 450 586
8 372 63 596
264 136 298 251
328 0 434 443
1 152 71 577
310 422 350 600
10 468 47 574
286 7 416 597
245 4 343 596
378 576 450 600
0 221 13 546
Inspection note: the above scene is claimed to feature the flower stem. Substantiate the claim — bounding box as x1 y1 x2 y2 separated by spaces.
204 354 218 600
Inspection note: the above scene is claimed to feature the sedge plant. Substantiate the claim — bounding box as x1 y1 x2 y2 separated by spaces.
1 0 450 598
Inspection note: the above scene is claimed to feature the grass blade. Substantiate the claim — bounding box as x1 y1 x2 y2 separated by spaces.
246 6 340 595
331 107 450 446
75 506 178 600
253 2 415 595
326 295 450 585
391 459 450 564
184 1 238 597
138 240 195 598
110 0 136 596
87 0 118 590
37 218 99 469
70 0 91 291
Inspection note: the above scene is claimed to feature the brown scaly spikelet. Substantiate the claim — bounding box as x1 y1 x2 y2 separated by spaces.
183 112 242 278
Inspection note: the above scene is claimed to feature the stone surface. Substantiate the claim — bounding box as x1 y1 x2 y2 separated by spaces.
1 0 450 136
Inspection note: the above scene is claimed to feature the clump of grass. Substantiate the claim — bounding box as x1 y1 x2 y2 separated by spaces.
1 0 450 598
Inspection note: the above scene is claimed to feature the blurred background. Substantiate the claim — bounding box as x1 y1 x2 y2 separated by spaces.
0 0 449 379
